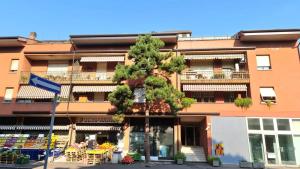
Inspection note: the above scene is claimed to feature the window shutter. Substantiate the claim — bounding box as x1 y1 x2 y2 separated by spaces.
4 88 14 101
10 59 19 71
256 56 270 67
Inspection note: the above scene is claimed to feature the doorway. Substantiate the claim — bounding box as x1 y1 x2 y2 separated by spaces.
264 135 278 164
181 126 200 146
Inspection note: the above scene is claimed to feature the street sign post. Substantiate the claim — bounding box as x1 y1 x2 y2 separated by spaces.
29 73 61 169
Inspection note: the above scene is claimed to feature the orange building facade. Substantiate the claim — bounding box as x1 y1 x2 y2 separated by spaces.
0 29 300 166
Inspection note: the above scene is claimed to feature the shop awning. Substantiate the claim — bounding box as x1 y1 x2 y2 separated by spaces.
184 54 245 60
80 56 124 62
17 85 70 99
260 88 276 97
75 126 121 131
182 84 247 91
15 125 69 130
72 85 116 93
0 125 16 130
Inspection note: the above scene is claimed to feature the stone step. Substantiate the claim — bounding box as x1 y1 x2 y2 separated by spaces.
181 146 206 162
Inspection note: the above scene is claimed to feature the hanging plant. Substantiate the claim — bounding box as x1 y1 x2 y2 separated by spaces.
265 100 273 109
234 97 252 110
112 114 125 124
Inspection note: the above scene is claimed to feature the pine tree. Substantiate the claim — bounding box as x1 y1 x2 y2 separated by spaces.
108 35 195 163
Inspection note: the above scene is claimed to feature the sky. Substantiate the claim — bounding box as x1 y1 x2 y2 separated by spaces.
0 0 300 40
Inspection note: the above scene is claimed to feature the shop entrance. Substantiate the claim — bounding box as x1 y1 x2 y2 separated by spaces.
181 126 200 146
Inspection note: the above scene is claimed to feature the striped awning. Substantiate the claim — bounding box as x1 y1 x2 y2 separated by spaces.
182 84 247 91
73 85 116 93
17 85 70 99
15 125 69 130
184 54 245 60
0 125 16 130
75 126 121 131
80 56 124 62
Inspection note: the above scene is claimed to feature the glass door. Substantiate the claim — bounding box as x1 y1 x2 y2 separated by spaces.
294 135 300 165
264 135 278 164
278 134 296 165
249 134 264 162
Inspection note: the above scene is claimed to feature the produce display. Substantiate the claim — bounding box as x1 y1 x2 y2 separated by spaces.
98 142 115 150
86 149 107 155
0 134 59 149
0 150 18 164
121 155 134 164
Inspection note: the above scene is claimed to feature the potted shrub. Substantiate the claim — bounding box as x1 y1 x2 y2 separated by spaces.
234 97 252 110
174 152 186 165
252 161 265 169
239 160 252 168
213 73 225 79
207 156 221 167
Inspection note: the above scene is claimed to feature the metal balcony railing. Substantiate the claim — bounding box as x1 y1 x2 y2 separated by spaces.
20 71 115 84
180 70 250 81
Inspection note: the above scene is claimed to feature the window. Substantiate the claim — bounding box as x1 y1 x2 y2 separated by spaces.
259 87 276 103
248 118 261 130
47 62 68 76
292 119 300 133
10 59 19 72
263 119 274 130
224 92 235 103
256 55 271 70
4 88 14 102
134 88 145 103
277 119 290 131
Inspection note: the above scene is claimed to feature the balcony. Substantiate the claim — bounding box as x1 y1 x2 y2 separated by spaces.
20 71 115 84
180 70 250 84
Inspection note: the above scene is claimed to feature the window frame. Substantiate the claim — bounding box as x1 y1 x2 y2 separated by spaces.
256 55 271 70
4 87 14 103
259 87 277 103
10 59 19 72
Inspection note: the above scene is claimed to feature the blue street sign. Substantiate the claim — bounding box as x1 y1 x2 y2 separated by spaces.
29 73 61 94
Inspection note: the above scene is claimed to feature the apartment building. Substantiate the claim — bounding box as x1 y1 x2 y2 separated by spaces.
0 29 299 166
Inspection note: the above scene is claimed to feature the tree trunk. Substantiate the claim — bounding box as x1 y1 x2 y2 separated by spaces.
144 108 150 163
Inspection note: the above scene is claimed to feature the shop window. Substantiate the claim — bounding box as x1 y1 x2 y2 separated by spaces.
256 55 271 70
260 87 277 103
277 119 290 131
249 134 264 162
10 59 19 72
292 119 300 133
263 119 274 130
4 88 14 102
248 118 260 130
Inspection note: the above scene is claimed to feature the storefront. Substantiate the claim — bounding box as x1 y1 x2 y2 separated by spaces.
129 118 175 160
247 118 300 166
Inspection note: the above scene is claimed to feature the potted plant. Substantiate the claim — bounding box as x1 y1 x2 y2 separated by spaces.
207 156 221 167
174 152 186 165
265 100 273 109
239 160 252 168
252 161 265 169
234 97 252 110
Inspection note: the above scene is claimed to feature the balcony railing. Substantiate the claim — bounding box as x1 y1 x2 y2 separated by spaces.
180 70 250 83
20 71 115 84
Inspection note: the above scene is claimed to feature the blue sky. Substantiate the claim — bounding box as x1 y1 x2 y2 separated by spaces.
0 0 300 40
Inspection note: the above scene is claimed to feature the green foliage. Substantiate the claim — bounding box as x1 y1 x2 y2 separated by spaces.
160 55 186 74
174 152 186 161
109 35 195 116
112 114 125 124
265 100 272 109
213 73 225 79
234 97 253 110
207 156 221 165
127 152 142 161
113 64 130 84
181 97 197 108
108 85 134 114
